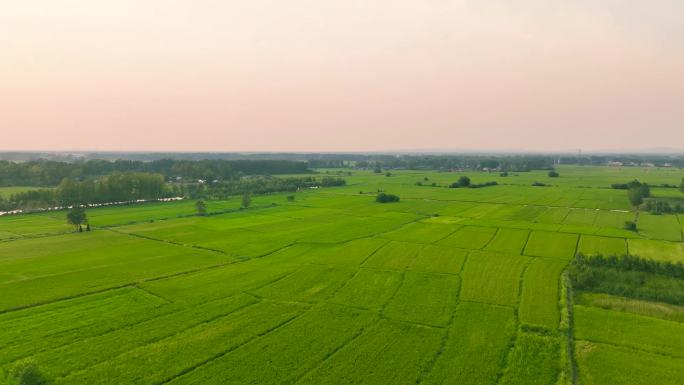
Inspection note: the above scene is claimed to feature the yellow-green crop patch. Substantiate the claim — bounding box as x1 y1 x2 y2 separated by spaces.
460 251 530 306
627 238 684 262
574 305 684 358
383 271 459 327
519 258 567 328
524 231 578 259
578 235 628 256
576 341 684 385
485 228 530 254
436 225 497 249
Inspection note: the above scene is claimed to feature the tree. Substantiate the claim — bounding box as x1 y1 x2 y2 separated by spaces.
450 176 471 188
287 195 295 202
548 170 559 177
680 177 684 194
241 193 251 208
627 188 643 208
195 200 207 216
66 206 87 231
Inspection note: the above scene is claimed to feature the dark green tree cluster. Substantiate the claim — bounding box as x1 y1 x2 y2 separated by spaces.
0 172 167 211
623 221 637 231
0 159 310 187
468 181 498 188
643 200 684 214
56 172 166 206
625 180 650 208
375 193 400 203
178 177 345 200
569 253 684 305
449 176 471 188
548 170 559 177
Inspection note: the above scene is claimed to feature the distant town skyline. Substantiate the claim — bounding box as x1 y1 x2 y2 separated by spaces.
2 1 683 152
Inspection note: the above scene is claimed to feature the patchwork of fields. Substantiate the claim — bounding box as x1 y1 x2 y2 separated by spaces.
1 166 683 384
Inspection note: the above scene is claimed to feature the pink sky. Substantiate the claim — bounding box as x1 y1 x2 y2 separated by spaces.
2 1 683 152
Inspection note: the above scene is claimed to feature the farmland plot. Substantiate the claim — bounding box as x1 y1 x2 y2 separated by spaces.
574 305 684 358
297 320 442 385
58 301 308 385
166 304 375 385
459 251 529 306
362 241 424 270
519 258 566 328
408 244 467 274
524 231 578 259
627 238 684 262
383 271 459 327
331 269 402 310
485 228 529 254
422 302 516 385
577 235 628 256
498 332 560 385
576 341 684 385
436 226 496 250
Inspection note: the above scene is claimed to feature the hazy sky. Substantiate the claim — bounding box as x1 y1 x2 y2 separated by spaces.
2 0 683 152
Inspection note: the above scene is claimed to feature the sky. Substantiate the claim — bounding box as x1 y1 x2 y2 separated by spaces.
1 0 683 152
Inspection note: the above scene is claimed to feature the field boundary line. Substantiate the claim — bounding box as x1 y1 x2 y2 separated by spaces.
520 229 533 256
134 284 173 304
573 339 684 360
53 297 262 380
359 239 391 266
494 256 532 385
290 319 375 385
0 259 240 315
154 309 308 385
429 224 464 245
480 227 500 250
106 227 228 256
675 213 684 242
379 270 406 318
560 271 578 385
416 277 463 384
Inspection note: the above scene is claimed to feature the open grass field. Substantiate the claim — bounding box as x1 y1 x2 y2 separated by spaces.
1 166 683 384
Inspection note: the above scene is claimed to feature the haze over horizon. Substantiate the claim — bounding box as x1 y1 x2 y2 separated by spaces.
2 1 683 152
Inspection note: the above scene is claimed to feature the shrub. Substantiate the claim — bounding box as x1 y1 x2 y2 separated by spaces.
548 170 559 177
376 193 400 203
468 181 498 189
9 361 47 385
624 221 637 231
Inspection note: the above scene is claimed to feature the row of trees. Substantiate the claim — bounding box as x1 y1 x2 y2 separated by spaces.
569 253 684 305
0 172 168 211
448 176 498 189
178 177 345 200
0 159 310 187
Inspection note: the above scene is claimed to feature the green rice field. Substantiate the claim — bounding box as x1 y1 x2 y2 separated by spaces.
1 165 683 384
